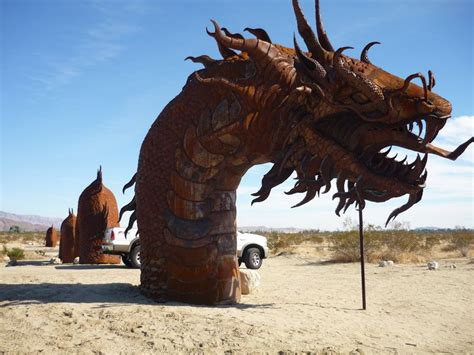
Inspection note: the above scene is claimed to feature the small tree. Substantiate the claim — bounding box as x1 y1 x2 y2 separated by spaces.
9 225 20 233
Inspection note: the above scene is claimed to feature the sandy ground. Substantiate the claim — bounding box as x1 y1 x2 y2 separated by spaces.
0 252 473 354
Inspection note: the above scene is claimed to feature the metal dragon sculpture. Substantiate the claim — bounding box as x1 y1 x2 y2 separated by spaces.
121 0 473 305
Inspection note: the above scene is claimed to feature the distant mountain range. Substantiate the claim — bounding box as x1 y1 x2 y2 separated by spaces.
238 226 306 233
0 211 464 233
0 211 62 232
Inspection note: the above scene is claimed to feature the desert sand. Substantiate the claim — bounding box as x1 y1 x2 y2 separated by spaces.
1 251 473 354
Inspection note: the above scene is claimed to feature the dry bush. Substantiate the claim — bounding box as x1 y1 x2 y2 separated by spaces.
375 230 428 262
6 247 25 261
250 226 472 263
0 231 44 245
329 230 382 263
329 223 448 263
442 229 474 257
259 230 324 254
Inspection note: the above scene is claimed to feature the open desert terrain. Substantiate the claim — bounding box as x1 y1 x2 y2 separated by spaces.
1 242 473 354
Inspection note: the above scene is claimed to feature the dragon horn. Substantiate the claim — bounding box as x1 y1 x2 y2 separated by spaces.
292 0 329 64
293 34 327 83
315 0 334 51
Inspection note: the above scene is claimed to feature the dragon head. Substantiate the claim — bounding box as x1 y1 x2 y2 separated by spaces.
196 0 472 225
251 0 472 225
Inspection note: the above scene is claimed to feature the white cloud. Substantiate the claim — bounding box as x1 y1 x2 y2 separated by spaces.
435 115 474 152
27 2 144 92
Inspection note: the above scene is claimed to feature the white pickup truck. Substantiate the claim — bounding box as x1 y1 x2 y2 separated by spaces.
102 227 140 267
102 228 269 269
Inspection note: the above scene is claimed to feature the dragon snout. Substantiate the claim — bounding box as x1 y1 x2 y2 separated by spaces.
416 93 452 118
433 100 452 118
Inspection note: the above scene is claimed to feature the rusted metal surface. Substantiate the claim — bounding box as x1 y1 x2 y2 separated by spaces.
59 209 76 263
121 0 472 305
76 168 120 265
45 225 58 248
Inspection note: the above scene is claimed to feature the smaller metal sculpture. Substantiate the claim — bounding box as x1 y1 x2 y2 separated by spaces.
59 209 76 263
45 225 58 248
76 167 120 264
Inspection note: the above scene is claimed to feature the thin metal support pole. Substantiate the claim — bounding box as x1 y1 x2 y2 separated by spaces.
358 207 367 310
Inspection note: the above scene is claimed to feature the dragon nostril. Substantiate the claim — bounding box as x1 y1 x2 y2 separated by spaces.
417 100 434 114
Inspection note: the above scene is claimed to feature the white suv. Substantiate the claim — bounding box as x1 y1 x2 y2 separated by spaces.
102 228 269 269
237 231 269 269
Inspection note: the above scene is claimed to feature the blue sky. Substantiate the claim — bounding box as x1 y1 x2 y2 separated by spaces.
1 0 473 230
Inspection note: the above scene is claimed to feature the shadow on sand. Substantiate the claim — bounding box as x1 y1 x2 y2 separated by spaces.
55 264 130 270
5 261 130 269
0 283 148 307
7 260 53 267
0 282 275 310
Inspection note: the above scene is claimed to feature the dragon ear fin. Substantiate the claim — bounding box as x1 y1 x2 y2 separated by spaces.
244 27 272 43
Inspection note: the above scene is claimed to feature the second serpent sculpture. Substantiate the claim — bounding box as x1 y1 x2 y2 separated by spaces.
121 0 473 304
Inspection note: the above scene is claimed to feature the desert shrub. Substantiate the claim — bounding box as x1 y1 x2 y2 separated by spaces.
262 230 324 254
7 247 25 261
445 229 474 257
329 221 444 263
380 231 423 253
0 231 44 244
329 230 382 262
424 235 442 250
1 244 7 257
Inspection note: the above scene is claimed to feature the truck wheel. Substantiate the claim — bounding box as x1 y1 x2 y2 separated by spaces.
129 245 141 268
238 257 242 267
243 247 262 269
122 255 133 267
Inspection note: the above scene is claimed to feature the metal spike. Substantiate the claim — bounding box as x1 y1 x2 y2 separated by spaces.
408 154 428 181
385 190 423 227
124 211 137 237
360 41 380 64
416 120 423 138
285 181 307 195
122 173 137 194
119 196 136 223
291 184 321 208
343 195 356 213
381 146 392 156
319 156 334 193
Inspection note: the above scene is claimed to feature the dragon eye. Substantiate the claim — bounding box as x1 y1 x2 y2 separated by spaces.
352 93 369 104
